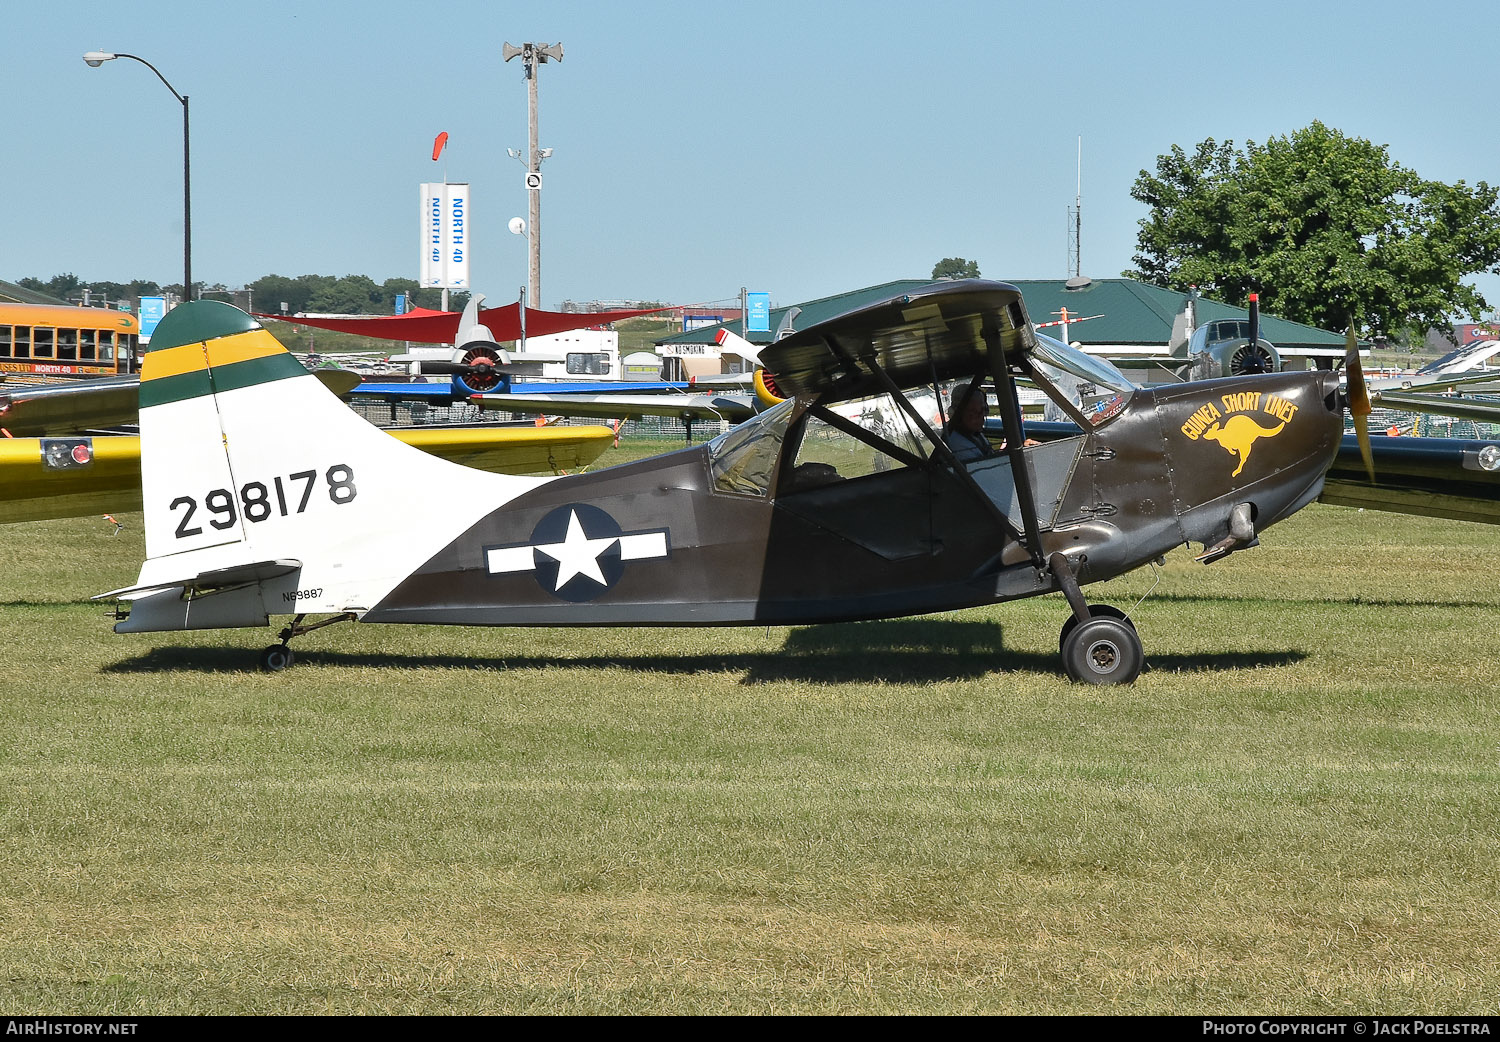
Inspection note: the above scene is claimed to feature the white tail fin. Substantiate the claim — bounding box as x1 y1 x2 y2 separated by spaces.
111 300 544 631
713 326 761 366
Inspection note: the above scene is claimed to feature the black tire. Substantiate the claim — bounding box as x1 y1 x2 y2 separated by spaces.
259 645 293 672
1061 617 1143 685
1058 603 1134 656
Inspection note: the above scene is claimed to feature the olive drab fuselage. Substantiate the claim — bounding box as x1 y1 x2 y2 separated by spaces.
364 370 1343 627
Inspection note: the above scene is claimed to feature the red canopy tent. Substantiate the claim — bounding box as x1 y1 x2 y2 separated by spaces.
255 302 670 345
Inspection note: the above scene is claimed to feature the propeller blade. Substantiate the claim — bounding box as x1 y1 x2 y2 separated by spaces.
416 360 514 378
1345 323 1375 483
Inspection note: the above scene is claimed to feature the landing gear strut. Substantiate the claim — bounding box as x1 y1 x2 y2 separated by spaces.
257 612 357 672
1048 553 1143 684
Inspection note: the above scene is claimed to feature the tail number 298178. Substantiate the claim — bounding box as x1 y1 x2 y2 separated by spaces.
170 465 358 539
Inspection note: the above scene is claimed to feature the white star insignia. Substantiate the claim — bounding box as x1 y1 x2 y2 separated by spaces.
532 509 618 590
485 508 670 597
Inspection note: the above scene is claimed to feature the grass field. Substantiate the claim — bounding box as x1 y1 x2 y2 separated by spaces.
2 446 1498 1014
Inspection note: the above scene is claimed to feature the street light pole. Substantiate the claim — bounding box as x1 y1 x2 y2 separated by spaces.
83 51 191 302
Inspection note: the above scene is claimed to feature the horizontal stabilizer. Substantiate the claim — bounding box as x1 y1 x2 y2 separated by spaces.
96 558 302 601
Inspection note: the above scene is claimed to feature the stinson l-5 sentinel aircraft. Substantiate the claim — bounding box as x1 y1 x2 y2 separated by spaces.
100 281 1366 683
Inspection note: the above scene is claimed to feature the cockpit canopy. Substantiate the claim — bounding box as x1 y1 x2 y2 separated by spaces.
705 332 1139 498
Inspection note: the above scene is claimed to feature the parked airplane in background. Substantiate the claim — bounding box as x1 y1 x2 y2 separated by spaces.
1 424 614 525
270 294 671 395
1100 294 1347 381
0 370 359 438
0 353 614 524
99 283 1372 684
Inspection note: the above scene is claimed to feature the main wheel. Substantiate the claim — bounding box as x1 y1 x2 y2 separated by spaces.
1061 617 1143 685
1058 604 1134 656
259 644 294 672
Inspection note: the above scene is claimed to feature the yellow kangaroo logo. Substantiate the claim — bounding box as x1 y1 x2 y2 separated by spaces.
1202 415 1286 476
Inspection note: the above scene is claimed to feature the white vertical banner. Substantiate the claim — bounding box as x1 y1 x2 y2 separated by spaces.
419 182 471 289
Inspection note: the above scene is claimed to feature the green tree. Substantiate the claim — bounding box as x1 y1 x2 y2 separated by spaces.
249 274 313 316
305 274 382 314
931 257 981 280
1127 121 1500 337
18 273 83 301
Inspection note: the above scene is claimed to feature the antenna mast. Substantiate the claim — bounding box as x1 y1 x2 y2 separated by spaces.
1066 137 1082 278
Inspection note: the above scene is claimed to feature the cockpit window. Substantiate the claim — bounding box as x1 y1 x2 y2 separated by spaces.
1030 332 1137 426
786 391 929 491
707 397 795 496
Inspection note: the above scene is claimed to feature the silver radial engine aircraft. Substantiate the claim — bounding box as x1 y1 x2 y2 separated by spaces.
100 281 1362 683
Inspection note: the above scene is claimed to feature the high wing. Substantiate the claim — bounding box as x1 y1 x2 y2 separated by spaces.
379 425 614 474
0 435 142 525
1414 339 1500 377
760 280 1034 402
473 390 760 424
0 370 362 437
347 379 706 406
0 425 614 524
0 377 141 436
1318 433 1500 525
1369 388 1500 426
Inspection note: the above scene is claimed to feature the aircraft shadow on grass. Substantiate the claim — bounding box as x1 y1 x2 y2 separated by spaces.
100 618 1304 682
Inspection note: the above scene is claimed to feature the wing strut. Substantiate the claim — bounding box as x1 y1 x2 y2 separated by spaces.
985 327 1047 568
856 344 1030 549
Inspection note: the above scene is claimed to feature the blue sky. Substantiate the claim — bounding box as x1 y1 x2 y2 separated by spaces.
6 0 1499 313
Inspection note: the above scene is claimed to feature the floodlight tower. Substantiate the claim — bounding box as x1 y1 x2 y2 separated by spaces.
503 41 563 308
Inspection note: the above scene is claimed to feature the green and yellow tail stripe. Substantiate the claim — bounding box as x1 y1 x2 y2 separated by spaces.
139 301 308 410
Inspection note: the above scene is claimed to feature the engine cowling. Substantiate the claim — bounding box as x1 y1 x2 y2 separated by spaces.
454 342 505 394
754 368 787 409
1190 337 1281 380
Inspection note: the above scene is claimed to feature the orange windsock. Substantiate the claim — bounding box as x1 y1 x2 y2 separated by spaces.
432 132 449 161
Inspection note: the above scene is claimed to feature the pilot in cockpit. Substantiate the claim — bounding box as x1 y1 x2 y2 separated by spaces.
943 380 1037 464
943 381 998 463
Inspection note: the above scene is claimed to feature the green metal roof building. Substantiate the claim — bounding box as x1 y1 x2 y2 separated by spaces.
0 279 70 306
656 277 1345 356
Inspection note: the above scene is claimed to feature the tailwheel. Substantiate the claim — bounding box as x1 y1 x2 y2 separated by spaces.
259 644 294 673
1060 615 1143 685
258 612 357 671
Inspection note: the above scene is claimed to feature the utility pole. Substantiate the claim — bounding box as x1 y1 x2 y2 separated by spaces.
503 41 563 308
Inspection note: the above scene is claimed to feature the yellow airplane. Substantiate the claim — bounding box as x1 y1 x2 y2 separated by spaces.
1 425 614 524
1 344 616 524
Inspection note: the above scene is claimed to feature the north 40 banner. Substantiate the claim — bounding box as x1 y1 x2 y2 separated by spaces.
420 182 471 289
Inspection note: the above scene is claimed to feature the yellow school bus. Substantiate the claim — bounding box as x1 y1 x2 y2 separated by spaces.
0 303 140 378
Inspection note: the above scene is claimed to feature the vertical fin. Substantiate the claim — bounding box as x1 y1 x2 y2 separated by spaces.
119 300 545 630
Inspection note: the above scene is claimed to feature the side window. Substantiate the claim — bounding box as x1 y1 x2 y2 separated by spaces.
784 392 933 492
707 399 794 496
790 412 909 484
566 352 612 376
